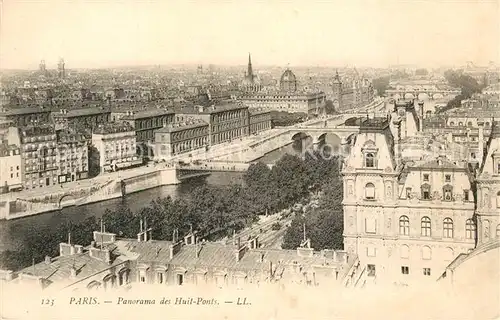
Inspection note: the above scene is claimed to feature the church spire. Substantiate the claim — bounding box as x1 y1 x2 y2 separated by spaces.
247 53 253 80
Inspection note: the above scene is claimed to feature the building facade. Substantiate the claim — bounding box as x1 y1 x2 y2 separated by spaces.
120 109 176 157
240 91 326 115
92 123 141 172
52 107 111 131
331 71 375 112
342 101 476 286
56 128 90 183
7 126 58 190
249 109 272 135
176 104 250 145
0 142 22 193
0 106 52 127
154 119 209 160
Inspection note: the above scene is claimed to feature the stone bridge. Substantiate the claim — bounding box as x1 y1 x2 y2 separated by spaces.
385 89 461 100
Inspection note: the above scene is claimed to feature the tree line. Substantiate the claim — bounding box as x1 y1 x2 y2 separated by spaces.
0 152 345 271
436 69 486 114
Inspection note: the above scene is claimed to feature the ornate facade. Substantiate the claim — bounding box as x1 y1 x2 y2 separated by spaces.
239 53 262 93
341 100 489 286
56 128 90 183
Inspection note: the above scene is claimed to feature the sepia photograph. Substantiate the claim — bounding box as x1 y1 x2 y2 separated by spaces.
0 0 499 319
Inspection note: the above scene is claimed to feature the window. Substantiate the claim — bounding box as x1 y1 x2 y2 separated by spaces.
157 272 164 284
443 185 453 201
400 245 409 259
365 153 375 168
466 219 476 239
139 270 146 283
464 190 470 201
367 264 376 277
176 274 184 286
366 246 376 257
401 266 409 275
365 218 376 234
423 174 429 182
445 174 451 182
421 217 431 237
423 268 431 276
406 188 412 198
497 191 500 208
399 216 410 235
443 218 454 238
422 246 432 260
421 184 431 200
365 183 375 200
496 224 500 238
470 153 476 159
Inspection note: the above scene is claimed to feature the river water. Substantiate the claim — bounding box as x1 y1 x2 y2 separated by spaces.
0 144 300 252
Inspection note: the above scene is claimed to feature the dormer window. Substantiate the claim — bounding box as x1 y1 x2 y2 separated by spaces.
423 174 429 182
421 184 431 200
445 174 451 183
406 187 412 198
365 153 375 168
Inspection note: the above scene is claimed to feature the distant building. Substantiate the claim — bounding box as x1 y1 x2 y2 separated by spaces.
249 109 272 135
92 122 142 172
52 107 111 131
0 106 52 127
57 58 65 79
240 68 326 115
239 53 262 93
154 119 209 160
0 142 22 193
175 103 250 145
331 71 375 112
119 109 176 159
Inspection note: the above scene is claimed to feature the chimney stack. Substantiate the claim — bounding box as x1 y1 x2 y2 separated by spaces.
44 256 51 264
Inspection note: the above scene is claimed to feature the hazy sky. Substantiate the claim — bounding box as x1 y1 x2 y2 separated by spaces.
1 0 499 70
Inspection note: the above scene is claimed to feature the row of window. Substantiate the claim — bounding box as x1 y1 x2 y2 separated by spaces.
398 216 473 239
364 183 470 202
366 264 432 277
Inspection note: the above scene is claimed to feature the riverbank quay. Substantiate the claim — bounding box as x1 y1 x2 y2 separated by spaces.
0 165 181 221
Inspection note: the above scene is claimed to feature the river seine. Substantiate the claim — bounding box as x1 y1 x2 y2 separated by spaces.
0 143 299 252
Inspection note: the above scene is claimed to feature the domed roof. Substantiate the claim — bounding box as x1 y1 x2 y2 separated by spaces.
280 68 296 82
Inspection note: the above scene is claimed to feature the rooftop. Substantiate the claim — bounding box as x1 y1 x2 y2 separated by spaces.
120 108 174 120
93 122 135 135
53 107 111 118
155 119 208 133
175 103 247 115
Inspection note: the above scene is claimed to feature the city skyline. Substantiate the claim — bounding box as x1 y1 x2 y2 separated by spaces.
0 0 499 70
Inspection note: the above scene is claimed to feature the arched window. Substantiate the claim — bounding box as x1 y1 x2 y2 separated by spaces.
365 183 375 200
465 219 476 239
421 216 431 237
365 153 375 168
399 216 410 235
467 121 473 127
449 121 455 126
443 218 454 238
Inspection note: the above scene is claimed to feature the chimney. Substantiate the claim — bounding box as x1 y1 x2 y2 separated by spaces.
70 266 77 278
44 256 51 264
259 252 265 263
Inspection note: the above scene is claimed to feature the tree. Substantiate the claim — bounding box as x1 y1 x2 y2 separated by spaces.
372 76 390 96
282 215 306 250
88 145 100 178
324 100 337 114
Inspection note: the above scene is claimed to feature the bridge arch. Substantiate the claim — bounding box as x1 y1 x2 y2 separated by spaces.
316 132 342 156
418 92 430 100
404 93 415 100
291 132 313 153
